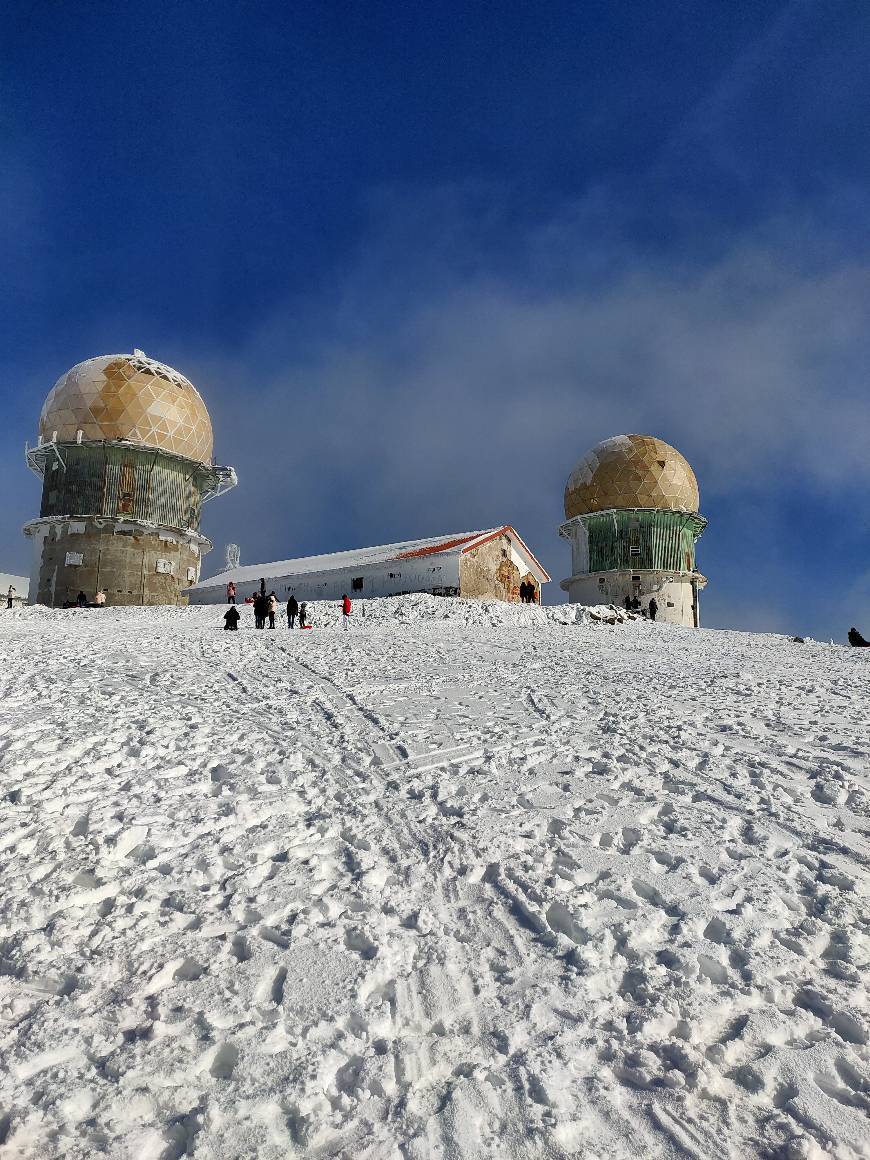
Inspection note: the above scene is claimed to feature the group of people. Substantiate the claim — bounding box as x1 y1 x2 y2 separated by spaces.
624 594 658 621
223 580 354 632
60 590 106 609
518 581 538 604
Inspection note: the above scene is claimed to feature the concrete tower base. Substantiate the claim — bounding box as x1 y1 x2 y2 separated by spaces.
561 570 704 627
24 517 210 607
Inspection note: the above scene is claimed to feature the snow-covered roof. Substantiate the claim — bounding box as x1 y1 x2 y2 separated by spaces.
193 527 549 589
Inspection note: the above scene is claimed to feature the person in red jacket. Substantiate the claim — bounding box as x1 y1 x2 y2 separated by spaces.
226 580 236 604
342 593 352 630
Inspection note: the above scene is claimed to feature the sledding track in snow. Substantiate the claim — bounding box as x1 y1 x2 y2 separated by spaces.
0 598 869 1159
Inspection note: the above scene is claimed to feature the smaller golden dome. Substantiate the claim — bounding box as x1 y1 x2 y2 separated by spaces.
565 434 699 519
39 351 213 464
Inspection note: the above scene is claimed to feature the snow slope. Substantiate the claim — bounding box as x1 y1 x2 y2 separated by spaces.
0 598 868 1159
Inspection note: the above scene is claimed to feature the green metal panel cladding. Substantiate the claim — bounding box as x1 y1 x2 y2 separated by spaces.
39 443 206 532
585 509 706 573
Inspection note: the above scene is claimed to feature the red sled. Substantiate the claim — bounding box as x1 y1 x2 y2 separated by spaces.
301 625 313 630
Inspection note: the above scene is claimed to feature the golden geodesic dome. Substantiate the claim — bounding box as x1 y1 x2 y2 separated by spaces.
39 351 214 464
564 434 699 519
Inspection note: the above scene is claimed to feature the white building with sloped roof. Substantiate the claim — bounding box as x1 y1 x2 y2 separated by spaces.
188 526 549 605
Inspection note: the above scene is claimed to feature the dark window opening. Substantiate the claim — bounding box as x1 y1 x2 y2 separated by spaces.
352 577 363 591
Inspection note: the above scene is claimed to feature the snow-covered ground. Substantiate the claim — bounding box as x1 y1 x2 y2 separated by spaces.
1 596 868 1160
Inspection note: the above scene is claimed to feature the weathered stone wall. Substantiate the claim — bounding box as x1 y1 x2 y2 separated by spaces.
459 534 522 602
31 519 205 607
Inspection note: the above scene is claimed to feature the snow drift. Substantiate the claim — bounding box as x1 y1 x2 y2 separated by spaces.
0 598 867 1159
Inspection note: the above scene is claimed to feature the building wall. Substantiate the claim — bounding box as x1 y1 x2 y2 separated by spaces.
25 518 206 606
189 555 463 605
40 443 206 532
563 509 705 575
459 532 524 601
562 571 700 626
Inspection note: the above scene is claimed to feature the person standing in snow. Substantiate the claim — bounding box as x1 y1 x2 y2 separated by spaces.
76 591 88 607
342 593 352 630
227 580 236 604
624 595 631 611
224 606 240 631
94 590 106 606
299 601 308 629
6 585 15 609
287 594 298 629
267 592 278 629
253 592 267 629
648 597 658 621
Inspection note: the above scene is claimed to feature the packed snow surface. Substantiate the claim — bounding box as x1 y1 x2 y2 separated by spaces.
1 595 868 1159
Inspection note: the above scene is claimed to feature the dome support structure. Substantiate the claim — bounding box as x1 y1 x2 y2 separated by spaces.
23 352 237 607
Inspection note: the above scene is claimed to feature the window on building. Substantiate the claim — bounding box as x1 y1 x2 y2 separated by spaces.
629 546 641 556
352 577 363 591
65 552 83 566
155 559 174 575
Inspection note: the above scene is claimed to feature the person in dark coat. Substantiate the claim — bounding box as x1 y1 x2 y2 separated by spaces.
224 606 240 631
299 601 307 629
287 594 298 628
624 595 631 611
254 593 268 629
76 591 88 607
648 597 658 621
848 627 869 647
630 596 641 611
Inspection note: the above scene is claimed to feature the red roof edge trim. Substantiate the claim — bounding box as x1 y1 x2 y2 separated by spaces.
393 533 481 560
460 526 551 582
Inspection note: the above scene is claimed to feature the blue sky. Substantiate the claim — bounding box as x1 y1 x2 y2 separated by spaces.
2 2 869 639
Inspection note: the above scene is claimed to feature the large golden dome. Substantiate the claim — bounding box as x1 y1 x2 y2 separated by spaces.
39 351 213 464
565 434 699 519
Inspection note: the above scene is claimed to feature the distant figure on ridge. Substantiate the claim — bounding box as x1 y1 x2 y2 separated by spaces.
227 580 236 604
648 597 658 622
268 592 278 629
224 605 240 631
848 627 869 647
287 594 298 629
6 585 15 609
342 593 352 630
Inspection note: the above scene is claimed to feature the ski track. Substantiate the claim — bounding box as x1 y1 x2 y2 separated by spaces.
0 597 868 1159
